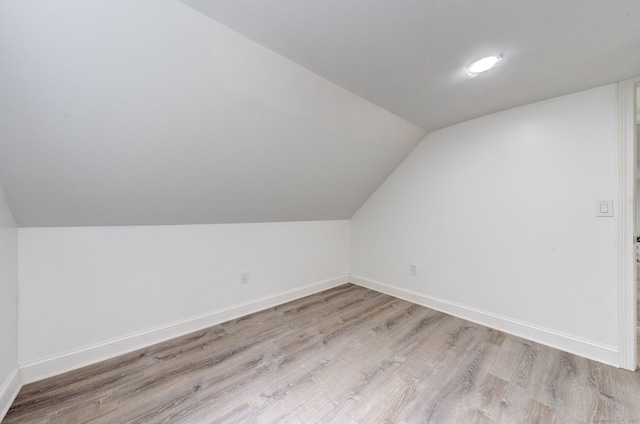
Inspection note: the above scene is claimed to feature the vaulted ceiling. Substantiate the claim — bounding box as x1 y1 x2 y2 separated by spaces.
1 0 640 227
182 0 640 131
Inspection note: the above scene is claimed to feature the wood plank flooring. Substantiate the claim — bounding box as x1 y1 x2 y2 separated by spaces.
5 284 640 424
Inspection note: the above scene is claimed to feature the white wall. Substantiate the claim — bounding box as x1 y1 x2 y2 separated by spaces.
18 220 349 382
0 184 19 419
350 84 620 365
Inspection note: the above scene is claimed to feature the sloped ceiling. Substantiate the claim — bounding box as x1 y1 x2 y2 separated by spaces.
0 0 425 227
1 0 640 227
182 0 640 132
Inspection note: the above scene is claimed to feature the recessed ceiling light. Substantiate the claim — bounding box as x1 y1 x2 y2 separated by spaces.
466 55 503 78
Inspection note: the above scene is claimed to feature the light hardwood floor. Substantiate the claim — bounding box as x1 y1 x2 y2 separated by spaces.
4 284 640 424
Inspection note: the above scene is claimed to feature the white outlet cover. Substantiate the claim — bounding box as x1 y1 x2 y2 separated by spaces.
595 200 613 217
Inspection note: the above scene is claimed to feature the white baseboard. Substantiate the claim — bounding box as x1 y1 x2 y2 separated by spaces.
20 276 349 384
0 370 21 422
349 275 620 367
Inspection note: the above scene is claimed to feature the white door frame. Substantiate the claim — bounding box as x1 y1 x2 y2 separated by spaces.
618 77 638 370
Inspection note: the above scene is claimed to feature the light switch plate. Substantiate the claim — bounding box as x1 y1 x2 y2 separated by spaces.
596 200 614 217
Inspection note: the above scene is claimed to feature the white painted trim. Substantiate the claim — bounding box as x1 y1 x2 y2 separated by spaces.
19 276 349 384
0 370 21 422
618 77 639 370
350 275 620 367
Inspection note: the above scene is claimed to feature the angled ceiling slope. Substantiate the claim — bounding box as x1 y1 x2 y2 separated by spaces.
182 0 640 132
2 0 640 228
0 0 425 227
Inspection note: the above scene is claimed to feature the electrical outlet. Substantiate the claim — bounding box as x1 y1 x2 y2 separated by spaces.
240 271 249 284
410 264 418 276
